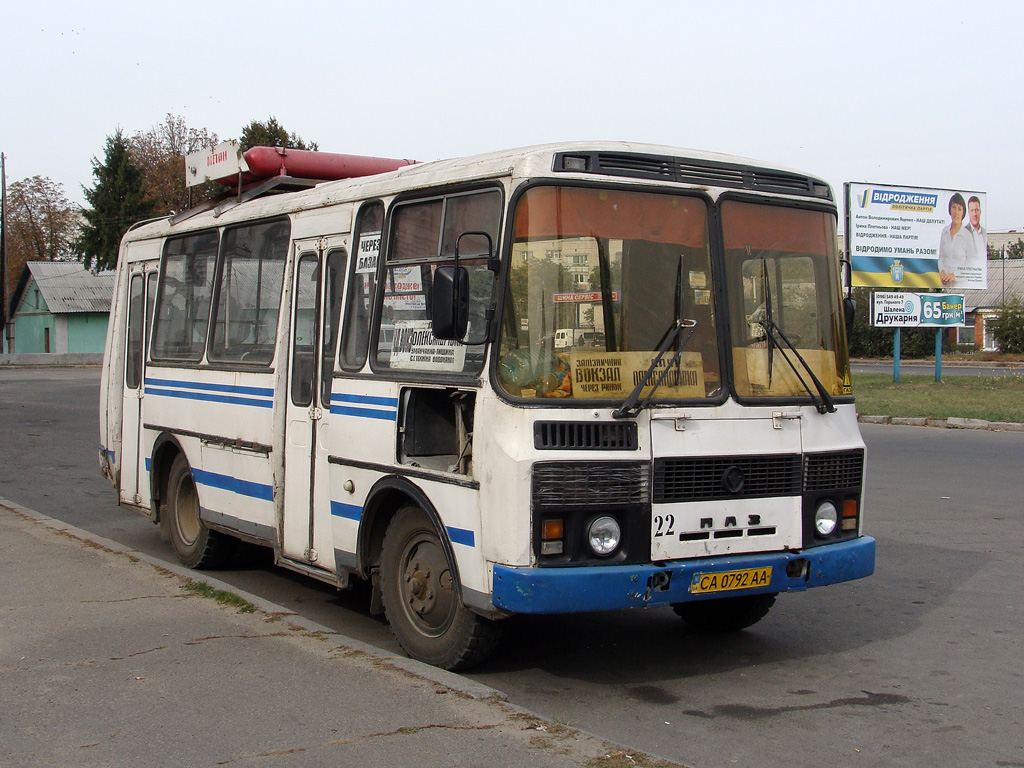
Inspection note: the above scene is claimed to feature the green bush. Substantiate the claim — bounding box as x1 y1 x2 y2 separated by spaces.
988 298 1024 354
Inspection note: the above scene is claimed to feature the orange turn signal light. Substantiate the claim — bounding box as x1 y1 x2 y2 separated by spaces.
541 519 564 540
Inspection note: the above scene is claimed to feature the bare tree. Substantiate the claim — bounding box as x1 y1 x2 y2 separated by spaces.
130 114 220 215
4 175 81 306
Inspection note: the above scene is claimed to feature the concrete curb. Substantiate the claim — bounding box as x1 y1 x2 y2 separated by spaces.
0 495 506 704
0 353 102 366
858 413 1024 431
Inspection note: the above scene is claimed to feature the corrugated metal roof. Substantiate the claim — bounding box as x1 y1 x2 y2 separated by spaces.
961 260 1024 311
25 261 116 314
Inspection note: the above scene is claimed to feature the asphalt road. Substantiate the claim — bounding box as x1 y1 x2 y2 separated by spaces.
2 366 1021 768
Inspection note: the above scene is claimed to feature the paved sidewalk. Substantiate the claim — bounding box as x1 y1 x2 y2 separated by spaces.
0 500 677 768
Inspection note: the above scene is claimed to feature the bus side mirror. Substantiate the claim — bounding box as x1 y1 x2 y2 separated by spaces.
843 295 856 346
431 265 469 340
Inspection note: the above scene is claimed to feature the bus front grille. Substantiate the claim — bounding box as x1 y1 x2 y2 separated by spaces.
653 450 865 504
804 449 865 491
653 454 802 503
533 461 649 508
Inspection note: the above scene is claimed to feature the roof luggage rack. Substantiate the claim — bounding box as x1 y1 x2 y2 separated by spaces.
172 142 417 224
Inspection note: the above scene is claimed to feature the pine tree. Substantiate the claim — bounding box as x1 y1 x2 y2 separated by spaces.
77 129 157 271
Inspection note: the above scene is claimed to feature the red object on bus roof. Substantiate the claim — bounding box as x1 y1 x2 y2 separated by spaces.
216 146 417 188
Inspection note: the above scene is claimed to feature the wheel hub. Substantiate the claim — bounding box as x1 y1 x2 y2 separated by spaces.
401 543 454 626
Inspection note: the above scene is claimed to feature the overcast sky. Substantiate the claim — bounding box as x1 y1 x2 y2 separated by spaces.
4 0 1022 230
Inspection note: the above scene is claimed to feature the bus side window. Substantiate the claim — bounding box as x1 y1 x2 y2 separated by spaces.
340 202 384 371
321 249 347 403
151 231 219 362
125 275 144 389
291 254 319 406
208 219 290 366
379 189 501 373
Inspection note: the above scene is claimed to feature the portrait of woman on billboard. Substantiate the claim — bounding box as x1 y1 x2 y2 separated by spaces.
938 192 984 288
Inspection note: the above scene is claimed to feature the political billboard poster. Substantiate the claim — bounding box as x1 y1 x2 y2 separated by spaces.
846 183 987 290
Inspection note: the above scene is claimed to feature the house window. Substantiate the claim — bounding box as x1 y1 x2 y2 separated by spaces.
956 320 975 347
983 316 998 351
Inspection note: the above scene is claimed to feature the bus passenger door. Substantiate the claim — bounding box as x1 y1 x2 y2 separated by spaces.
282 237 349 568
120 255 159 510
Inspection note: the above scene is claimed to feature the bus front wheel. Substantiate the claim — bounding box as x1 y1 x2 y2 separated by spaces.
380 506 501 670
672 593 777 632
165 453 234 569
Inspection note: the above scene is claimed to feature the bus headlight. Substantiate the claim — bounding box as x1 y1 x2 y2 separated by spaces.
587 516 621 556
814 501 839 537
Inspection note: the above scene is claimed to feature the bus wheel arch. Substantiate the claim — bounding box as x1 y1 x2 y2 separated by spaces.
359 477 501 670
357 477 458 587
149 433 186 536
150 437 234 570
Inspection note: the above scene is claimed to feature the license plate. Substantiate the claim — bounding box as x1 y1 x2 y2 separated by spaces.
690 566 773 594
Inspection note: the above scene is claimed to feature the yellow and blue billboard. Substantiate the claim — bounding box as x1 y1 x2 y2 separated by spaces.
846 183 987 290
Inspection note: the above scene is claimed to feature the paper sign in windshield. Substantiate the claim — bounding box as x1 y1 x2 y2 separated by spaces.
390 320 467 372
569 351 704 398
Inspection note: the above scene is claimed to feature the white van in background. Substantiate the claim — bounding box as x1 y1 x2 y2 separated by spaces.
554 328 605 350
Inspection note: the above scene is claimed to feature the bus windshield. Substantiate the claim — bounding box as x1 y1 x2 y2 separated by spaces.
498 186 721 402
721 200 850 401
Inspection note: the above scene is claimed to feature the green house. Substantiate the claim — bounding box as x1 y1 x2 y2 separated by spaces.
5 262 115 354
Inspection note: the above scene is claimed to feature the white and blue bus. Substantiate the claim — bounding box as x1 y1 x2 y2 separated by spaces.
100 142 874 669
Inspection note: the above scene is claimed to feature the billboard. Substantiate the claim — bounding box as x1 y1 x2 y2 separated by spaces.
871 292 965 328
847 183 987 290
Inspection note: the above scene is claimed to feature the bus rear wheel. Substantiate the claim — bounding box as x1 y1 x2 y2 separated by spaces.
380 506 501 670
672 593 777 632
165 453 234 569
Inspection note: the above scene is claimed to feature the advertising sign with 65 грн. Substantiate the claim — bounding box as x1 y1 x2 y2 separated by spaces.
870 292 965 328
846 182 987 290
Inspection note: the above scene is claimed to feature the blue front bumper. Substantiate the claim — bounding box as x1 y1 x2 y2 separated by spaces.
492 536 875 614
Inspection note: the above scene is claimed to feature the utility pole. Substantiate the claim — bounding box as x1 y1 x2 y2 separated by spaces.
1 151 9 354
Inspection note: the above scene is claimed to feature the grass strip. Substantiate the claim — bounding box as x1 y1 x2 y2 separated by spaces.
852 373 1024 423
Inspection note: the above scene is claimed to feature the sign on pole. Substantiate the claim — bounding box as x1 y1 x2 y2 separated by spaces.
870 292 965 328
846 183 987 290
185 141 249 188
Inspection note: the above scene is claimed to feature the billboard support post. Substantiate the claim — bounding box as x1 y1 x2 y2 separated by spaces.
935 329 943 382
894 328 901 383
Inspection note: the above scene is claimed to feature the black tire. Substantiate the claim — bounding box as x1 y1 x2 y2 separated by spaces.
165 453 234 569
672 593 777 632
380 506 501 670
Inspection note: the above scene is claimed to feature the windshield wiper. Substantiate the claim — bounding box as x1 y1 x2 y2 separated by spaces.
756 255 835 414
760 319 836 414
613 255 696 419
612 319 697 419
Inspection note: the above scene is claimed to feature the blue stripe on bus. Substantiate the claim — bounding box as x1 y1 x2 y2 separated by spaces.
446 526 475 548
145 378 274 398
330 501 363 521
329 405 398 420
331 393 400 407
329 393 398 421
191 468 274 501
145 387 274 408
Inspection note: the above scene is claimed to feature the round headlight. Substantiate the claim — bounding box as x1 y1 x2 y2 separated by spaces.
587 516 622 556
814 501 839 536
